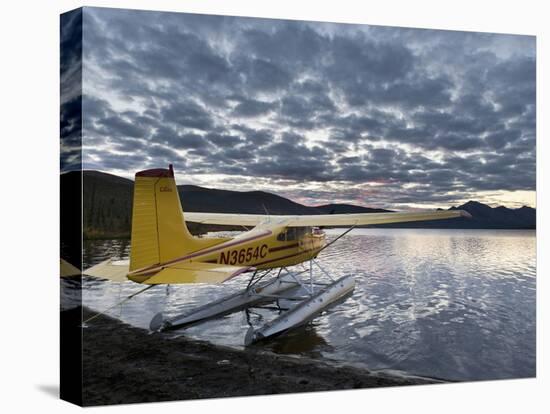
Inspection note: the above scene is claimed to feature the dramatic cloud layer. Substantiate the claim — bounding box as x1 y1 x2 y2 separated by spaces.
76 7 536 208
60 8 82 172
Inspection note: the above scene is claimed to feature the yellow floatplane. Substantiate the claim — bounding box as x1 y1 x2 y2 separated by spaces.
84 165 471 344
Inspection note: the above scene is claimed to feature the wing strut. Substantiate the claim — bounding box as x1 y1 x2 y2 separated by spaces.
317 225 357 255
83 284 156 325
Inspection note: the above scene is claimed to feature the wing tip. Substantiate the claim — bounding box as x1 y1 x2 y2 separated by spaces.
459 210 473 219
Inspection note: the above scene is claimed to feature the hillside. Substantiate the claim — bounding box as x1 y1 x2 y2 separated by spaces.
178 185 321 215
62 171 536 239
376 201 536 229
82 171 134 238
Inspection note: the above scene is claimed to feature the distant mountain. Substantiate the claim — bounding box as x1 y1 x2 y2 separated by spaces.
375 200 536 230
316 204 390 214
64 171 535 239
178 185 319 215
454 201 536 229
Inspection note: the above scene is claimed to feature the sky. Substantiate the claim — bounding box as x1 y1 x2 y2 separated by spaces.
61 7 536 209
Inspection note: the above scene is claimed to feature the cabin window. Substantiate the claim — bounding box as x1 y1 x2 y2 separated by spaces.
286 228 297 241
277 227 311 242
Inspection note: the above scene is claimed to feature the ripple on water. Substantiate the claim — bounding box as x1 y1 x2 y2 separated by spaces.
78 228 536 381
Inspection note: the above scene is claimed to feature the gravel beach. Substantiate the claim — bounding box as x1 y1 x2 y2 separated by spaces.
64 307 440 406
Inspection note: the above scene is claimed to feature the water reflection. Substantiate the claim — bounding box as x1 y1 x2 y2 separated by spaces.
259 324 331 356
80 229 536 381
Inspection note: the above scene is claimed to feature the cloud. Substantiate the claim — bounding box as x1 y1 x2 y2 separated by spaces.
161 100 214 131
60 8 83 172
231 97 276 118
78 7 536 208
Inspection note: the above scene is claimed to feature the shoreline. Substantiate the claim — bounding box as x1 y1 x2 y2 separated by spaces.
66 307 442 406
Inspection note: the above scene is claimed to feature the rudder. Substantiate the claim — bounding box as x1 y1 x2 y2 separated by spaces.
129 165 221 272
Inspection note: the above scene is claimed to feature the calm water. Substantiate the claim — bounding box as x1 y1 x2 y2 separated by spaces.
76 228 536 382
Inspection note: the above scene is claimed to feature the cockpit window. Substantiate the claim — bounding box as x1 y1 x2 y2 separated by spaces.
286 228 297 241
277 227 313 242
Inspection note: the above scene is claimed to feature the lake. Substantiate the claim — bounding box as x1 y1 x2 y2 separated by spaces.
77 228 536 382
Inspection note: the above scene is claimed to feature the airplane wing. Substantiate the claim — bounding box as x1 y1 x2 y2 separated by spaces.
83 259 252 284
185 212 271 227
185 209 472 228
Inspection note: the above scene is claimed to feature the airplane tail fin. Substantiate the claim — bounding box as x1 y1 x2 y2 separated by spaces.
129 165 214 272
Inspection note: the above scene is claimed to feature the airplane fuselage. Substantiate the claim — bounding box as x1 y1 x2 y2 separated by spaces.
206 226 326 269
128 226 326 283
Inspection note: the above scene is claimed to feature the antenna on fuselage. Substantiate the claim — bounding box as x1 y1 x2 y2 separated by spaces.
262 203 271 223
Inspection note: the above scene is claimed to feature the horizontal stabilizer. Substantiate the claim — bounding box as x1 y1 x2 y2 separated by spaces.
60 258 80 278
142 262 252 284
84 259 130 282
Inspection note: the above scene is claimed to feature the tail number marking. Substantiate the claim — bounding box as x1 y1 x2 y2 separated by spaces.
219 244 268 265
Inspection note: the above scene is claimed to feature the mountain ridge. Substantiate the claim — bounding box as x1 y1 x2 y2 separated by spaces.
63 170 535 238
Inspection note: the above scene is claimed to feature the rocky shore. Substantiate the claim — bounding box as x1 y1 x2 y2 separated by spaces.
65 307 440 406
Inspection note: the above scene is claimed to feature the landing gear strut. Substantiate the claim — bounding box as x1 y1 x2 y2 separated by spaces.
149 259 355 345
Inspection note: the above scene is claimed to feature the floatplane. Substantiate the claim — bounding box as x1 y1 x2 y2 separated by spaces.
83 165 471 345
